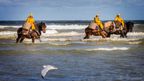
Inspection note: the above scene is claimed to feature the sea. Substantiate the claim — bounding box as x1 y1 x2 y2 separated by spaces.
0 20 144 81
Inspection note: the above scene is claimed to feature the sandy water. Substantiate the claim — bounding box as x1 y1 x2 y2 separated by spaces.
0 22 144 81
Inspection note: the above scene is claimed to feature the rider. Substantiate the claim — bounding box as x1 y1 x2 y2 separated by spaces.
25 13 35 30
114 14 125 30
94 14 104 31
93 14 107 37
23 13 40 36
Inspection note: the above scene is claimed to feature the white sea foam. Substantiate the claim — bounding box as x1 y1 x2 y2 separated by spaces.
47 42 71 46
43 29 58 35
134 24 144 27
0 24 87 30
44 31 83 37
0 30 144 42
127 32 144 36
0 23 143 30
0 25 21 29
106 38 140 41
82 37 140 42
41 38 79 42
85 47 129 51
0 31 16 35
127 41 142 44
22 39 72 45
46 24 87 30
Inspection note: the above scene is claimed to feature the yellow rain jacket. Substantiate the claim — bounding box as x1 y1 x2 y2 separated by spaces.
114 16 125 27
94 16 104 30
26 16 35 30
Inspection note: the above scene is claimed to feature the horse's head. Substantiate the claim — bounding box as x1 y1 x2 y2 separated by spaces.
39 22 47 33
125 21 134 32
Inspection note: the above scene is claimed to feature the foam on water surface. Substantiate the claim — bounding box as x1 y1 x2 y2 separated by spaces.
84 47 129 51
46 24 87 30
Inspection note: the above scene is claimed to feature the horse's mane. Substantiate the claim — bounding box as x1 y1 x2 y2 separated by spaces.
35 22 45 29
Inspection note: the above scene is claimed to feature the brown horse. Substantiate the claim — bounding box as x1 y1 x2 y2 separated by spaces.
83 27 108 39
16 22 47 43
106 21 134 38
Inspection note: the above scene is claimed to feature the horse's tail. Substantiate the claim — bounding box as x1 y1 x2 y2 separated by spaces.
83 26 91 39
17 27 23 35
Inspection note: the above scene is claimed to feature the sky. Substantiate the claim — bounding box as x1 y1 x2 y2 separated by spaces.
0 0 143 20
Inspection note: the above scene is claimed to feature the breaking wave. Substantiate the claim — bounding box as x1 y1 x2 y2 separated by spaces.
0 25 21 29
84 47 129 51
0 24 87 30
0 30 144 43
44 29 58 35
46 24 87 30
44 31 83 37
0 31 16 35
0 23 143 30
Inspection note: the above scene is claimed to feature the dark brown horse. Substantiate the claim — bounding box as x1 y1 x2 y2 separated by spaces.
106 21 134 38
16 22 46 43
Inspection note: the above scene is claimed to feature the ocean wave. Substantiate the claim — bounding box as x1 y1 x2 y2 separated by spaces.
41 38 79 42
0 25 21 29
0 31 16 35
84 47 129 51
134 24 144 26
82 37 141 42
127 41 142 44
0 23 143 30
43 29 58 35
127 32 144 36
0 30 144 43
47 42 71 46
46 24 87 30
44 31 83 37
0 24 87 30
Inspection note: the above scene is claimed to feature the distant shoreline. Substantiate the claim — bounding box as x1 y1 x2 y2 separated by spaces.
0 20 144 21
0 20 143 25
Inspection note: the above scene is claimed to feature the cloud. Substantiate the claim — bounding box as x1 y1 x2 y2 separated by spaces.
0 0 121 7
0 0 143 20
126 0 144 6
0 0 143 8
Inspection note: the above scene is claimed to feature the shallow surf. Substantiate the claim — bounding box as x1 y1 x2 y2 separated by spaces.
0 21 144 81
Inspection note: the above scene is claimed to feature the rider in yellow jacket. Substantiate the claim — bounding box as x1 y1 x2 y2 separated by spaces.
114 14 125 28
94 15 104 31
25 13 35 30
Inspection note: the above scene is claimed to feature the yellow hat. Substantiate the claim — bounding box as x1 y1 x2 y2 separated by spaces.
96 14 99 17
117 13 120 16
29 12 33 16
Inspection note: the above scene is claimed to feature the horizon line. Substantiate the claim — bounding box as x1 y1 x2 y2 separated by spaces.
0 19 144 21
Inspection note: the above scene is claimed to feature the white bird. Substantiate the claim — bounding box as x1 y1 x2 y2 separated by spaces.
41 65 58 79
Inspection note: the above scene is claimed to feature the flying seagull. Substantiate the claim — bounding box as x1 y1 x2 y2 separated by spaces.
41 65 58 79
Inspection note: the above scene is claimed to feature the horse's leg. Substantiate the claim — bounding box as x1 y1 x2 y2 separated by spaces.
124 31 128 38
20 37 25 43
39 37 42 42
84 29 91 39
120 30 125 38
122 28 128 38
16 34 21 43
32 37 35 43
103 31 108 37
100 31 106 38
107 32 111 37
125 33 127 38
84 33 90 39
